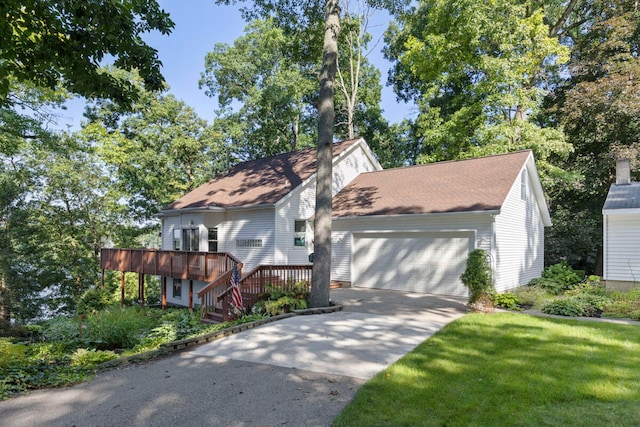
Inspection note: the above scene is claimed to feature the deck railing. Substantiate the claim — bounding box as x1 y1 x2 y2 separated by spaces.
100 248 239 283
203 264 313 322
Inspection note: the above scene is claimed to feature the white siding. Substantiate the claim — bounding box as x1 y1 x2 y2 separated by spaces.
161 216 181 250
161 214 205 251
604 214 640 282
225 208 275 271
165 278 208 307
331 213 493 283
274 141 380 265
494 166 545 292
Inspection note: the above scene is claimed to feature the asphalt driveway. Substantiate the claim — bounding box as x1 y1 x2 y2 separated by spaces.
0 288 467 427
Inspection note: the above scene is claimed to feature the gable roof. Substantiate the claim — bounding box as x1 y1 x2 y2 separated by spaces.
603 182 640 213
160 138 362 213
332 150 544 219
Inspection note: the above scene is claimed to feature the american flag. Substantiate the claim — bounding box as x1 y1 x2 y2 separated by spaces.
231 262 243 310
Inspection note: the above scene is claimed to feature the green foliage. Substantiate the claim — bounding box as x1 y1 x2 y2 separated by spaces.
40 316 81 343
0 339 27 368
460 250 494 304
252 281 310 316
86 308 155 350
491 293 521 310
70 349 117 369
77 288 112 315
542 293 612 317
1 0 174 106
531 262 583 295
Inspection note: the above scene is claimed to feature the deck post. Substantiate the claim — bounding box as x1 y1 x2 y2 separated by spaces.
101 269 105 289
162 277 167 311
121 272 125 307
138 273 144 307
189 280 193 310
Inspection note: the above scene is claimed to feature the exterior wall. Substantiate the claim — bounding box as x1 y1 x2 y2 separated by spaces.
603 213 640 284
274 141 380 265
165 277 208 307
493 166 545 292
331 213 494 283
161 213 205 251
224 207 275 272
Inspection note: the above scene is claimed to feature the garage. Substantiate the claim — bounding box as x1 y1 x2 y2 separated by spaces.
352 232 472 296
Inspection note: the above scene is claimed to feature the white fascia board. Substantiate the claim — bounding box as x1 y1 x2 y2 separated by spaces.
526 154 553 227
332 209 500 223
155 204 275 218
602 208 640 215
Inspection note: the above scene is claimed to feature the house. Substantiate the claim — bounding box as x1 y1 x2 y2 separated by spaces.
330 150 551 296
602 159 640 290
100 138 551 313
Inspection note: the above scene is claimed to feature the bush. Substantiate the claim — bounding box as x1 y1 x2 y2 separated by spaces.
0 339 28 368
77 288 112 315
492 293 521 310
251 281 310 316
40 316 81 343
86 307 155 350
541 298 586 317
70 348 117 368
460 250 494 304
531 263 583 295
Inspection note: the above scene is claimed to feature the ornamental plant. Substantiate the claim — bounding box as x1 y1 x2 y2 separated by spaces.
460 249 495 304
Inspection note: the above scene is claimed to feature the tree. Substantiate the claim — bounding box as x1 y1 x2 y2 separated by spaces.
200 19 318 159
384 0 573 178
0 0 174 107
543 0 640 270
84 74 226 221
215 0 404 307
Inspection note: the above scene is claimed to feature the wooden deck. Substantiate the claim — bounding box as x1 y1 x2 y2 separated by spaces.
100 248 237 283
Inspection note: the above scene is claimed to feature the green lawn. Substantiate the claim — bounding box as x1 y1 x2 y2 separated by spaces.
333 313 640 427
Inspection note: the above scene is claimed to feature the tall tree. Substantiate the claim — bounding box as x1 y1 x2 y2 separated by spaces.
543 0 640 270
84 74 226 221
0 0 174 107
385 0 573 177
215 0 404 307
200 19 318 159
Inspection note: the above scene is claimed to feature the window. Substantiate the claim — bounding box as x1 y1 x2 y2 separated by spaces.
182 228 200 251
208 227 218 252
173 229 181 250
520 169 527 200
173 279 182 298
294 220 306 247
236 239 262 248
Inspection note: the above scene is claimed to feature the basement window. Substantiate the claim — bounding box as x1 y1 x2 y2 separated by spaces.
236 239 263 248
173 279 182 298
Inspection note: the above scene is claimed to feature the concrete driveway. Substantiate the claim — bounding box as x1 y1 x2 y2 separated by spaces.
0 288 467 427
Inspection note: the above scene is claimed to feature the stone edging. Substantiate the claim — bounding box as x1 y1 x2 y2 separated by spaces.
98 304 343 370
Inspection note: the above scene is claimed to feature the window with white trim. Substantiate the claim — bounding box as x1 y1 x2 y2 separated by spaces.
173 229 181 250
208 227 218 252
236 239 262 248
182 228 200 251
294 220 306 247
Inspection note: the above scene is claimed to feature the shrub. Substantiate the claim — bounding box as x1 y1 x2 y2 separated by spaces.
40 316 81 343
251 281 310 316
492 293 521 310
77 288 112 315
541 298 585 317
460 250 494 304
86 307 155 350
70 348 117 368
0 339 28 368
532 263 583 295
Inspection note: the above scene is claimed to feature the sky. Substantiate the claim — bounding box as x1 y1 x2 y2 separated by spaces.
53 1 416 131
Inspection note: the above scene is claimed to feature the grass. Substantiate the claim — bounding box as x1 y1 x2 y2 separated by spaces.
333 313 640 427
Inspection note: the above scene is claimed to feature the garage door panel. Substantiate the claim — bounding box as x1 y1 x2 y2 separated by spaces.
353 233 470 297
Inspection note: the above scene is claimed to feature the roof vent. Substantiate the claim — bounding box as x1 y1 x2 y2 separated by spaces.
616 158 631 185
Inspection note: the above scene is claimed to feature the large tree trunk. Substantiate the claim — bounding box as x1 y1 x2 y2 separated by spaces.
310 0 340 308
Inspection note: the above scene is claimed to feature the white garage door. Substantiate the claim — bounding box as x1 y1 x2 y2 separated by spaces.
353 232 471 296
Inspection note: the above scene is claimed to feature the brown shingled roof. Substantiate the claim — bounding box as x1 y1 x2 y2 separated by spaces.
162 139 361 211
332 150 532 218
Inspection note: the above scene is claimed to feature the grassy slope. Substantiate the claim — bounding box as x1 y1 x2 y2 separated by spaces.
334 313 640 427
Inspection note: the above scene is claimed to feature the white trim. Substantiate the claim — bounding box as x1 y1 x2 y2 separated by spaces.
525 154 552 227
603 208 640 215
603 214 608 280
333 210 500 222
